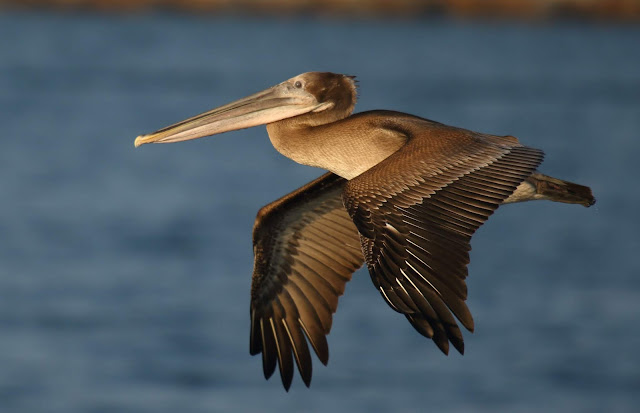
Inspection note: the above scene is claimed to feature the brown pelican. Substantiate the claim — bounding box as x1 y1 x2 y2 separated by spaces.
135 72 595 390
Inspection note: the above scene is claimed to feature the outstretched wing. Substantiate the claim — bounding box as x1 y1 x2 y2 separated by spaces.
343 121 544 355
250 172 364 390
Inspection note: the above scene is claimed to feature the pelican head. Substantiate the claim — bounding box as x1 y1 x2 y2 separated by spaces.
134 72 357 147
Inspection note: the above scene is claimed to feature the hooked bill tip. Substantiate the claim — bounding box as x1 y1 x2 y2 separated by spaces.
134 135 148 148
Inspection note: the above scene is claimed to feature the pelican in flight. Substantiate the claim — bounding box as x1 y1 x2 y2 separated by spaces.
135 72 595 390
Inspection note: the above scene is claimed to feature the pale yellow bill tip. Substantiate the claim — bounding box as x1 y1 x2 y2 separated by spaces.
134 135 148 148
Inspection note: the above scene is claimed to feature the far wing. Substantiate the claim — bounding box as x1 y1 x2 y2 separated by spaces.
344 122 544 355
250 172 364 390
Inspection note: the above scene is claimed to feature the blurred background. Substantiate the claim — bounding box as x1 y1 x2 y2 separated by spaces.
1 1 639 412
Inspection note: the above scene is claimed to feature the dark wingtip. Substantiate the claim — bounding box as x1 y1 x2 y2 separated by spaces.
262 352 276 380
451 337 465 355
317 346 329 366
263 366 275 380
302 375 312 388
282 377 292 392
434 336 450 355
460 312 475 333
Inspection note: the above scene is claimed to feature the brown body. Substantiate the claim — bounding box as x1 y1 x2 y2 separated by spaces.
135 72 595 390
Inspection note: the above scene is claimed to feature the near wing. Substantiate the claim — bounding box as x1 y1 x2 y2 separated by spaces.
344 122 544 355
250 172 364 390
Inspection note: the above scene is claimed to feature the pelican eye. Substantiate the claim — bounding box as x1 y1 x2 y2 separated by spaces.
294 81 303 89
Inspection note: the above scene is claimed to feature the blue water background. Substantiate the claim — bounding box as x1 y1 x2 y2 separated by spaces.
1 11 639 412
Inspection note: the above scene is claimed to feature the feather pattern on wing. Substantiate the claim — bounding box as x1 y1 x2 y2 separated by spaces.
250 172 364 390
343 120 544 355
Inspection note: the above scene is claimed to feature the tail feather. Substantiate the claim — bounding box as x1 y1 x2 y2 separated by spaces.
528 173 596 207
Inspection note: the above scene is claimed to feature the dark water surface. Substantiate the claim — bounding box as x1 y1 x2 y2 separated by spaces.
1 11 639 412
